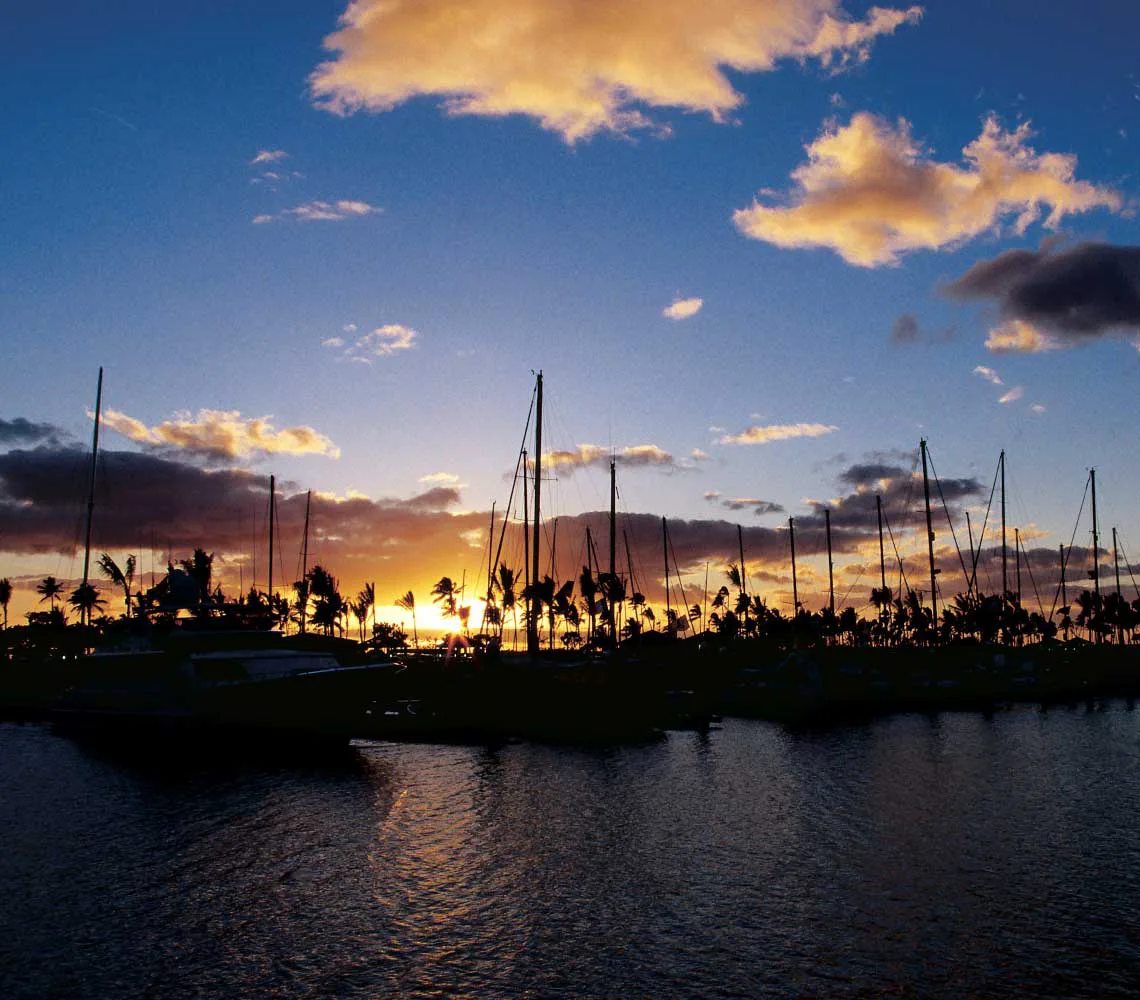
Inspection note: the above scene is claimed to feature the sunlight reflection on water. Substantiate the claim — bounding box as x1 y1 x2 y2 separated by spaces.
2 705 1139 998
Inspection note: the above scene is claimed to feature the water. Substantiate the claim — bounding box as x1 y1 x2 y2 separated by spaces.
3 706 1140 998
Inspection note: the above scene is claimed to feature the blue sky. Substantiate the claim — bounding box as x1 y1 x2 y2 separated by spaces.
3 0 1139 625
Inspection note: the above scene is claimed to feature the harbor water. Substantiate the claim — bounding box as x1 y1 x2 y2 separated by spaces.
2 705 1139 998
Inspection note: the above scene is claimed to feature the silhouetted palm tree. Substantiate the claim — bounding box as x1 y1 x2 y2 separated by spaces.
579 567 599 643
395 590 418 647
494 564 517 644
306 565 344 636
292 577 311 632
354 582 376 640
68 582 105 626
37 576 64 611
98 552 136 617
432 576 459 620
0 578 10 628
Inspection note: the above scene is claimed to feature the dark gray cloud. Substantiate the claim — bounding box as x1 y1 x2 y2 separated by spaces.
721 498 785 515
890 313 956 346
0 447 474 567
946 242 1140 345
891 314 919 344
0 418 66 447
839 462 910 487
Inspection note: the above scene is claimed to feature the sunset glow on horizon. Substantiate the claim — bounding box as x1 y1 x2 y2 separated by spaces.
4 1 1140 630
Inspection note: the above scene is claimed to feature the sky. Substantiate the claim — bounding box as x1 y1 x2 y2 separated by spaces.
3 0 1140 632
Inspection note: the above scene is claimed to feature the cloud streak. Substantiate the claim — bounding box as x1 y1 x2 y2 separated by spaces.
734 114 1120 266
973 365 1003 385
100 409 341 461
310 0 921 143
543 443 681 475
253 199 380 224
250 149 288 165
721 497 786 515
718 422 838 446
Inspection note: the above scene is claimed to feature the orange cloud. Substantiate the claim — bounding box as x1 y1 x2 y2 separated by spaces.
101 409 341 460
310 0 921 142
663 296 704 320
718 422 838 445
984 319 1061 353
543 443 679 473
733 114 1120 266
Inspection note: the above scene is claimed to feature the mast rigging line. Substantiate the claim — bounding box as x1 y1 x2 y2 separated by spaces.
664 520 688 626
969 454 1002 596
1018 531 1046 618
882 508 911 599
1115 535 1140 602
924 447 972 592
1050 473 1091 619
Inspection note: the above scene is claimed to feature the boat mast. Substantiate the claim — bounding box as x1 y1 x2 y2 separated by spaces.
876 494 887 596
549 517 557 651
268 473 275 606
81 367 104 591
789 516 798 616
608 459 616 581
920 439 938 634
1000 450 1008 603
1059 544 1068 639
608 458 617 647
484 502 496 631
528 371 543 656
662 516 670 629
300 489 311 632
1014 526 1021 610
585 523 593 641
522 449 530 606
737 524 748 634
1090 467 1101 644
824 508 834 616
1114 526 1123 645
965 511 976 598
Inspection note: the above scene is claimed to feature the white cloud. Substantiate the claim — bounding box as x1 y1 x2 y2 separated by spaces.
253 199 381 224
250 149 288 165
311 0 921 143
663 296 704 321
321 336 345 348
1030 403 1046 414
352 324 418 358
718 422 838 445
998 386 1024 404
973 365 1003 385
420 472 461 486
733 114 1120 266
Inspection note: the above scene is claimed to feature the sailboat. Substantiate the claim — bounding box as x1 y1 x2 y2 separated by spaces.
51 371 406 745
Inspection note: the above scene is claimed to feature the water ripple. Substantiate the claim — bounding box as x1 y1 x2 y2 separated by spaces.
3 705 1140 997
